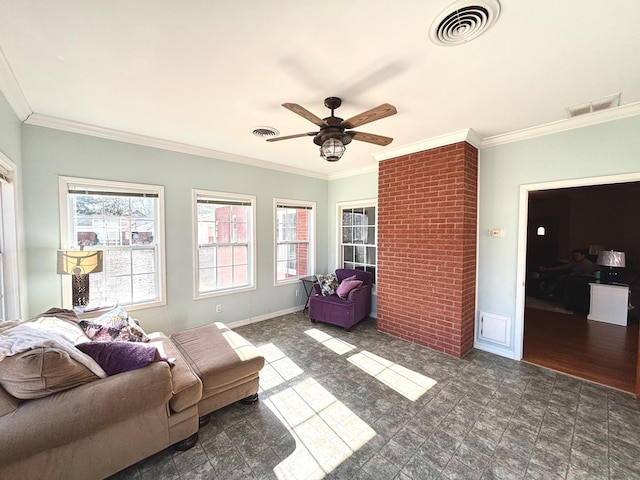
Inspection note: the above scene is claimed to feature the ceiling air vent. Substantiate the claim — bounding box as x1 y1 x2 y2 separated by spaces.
430 0 501 46
566 93 621 118
251 126 280 138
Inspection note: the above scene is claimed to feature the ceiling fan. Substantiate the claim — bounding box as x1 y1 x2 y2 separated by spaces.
267 97 397 161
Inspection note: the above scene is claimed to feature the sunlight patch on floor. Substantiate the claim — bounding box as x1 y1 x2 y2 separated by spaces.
304 328 357 355
347 350 437 401
303 328 436 401
257 343 304 392
266 377 376 480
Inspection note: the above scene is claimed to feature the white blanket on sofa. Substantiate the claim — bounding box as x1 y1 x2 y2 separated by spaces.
0 321 107 378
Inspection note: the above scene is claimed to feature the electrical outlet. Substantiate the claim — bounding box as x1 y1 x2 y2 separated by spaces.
216 304 222 313
296 289 299 296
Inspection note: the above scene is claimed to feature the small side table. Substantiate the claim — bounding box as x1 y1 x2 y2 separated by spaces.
587 282 629 326
300 275 317 313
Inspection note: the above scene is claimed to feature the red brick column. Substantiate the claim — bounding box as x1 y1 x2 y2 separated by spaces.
377 142 478 357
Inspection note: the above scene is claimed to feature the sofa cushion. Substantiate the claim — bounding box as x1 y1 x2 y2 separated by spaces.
79 306 149 342
171 323 264 397
0 387 19 416
76 341 172 376
336 279 363 298
147 332 202 413
316 273 338 296
0 347 99 399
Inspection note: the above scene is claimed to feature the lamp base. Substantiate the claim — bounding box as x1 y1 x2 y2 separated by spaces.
71 274 90 310
602 267 622 285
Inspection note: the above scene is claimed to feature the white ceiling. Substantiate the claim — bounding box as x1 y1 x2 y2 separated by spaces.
1 1 640 178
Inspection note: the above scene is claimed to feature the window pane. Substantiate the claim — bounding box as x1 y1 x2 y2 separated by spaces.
64 179 163 309
218 266 234 287
364 206 376 221
195 192 254 295
199 268 216 292
275 202 314 283
342 209 353 226
217 245 234 267
367 246 376 264
339 203 376 285
133 273 156 302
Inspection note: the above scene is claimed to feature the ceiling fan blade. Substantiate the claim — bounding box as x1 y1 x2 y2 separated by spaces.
282 103 328 127
266 132 317 142
341 103 397 129
349 131 394 146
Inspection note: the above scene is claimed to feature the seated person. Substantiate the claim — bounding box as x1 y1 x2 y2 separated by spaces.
539 249 595 301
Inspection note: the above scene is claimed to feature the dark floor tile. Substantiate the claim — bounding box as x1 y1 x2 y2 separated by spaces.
112 313 640 480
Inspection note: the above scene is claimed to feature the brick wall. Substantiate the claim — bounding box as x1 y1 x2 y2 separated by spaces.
377 142 478 358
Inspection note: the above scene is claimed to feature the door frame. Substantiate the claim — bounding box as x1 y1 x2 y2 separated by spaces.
514 172 640 363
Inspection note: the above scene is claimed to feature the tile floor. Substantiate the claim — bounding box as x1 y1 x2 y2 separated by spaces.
109 312 640 480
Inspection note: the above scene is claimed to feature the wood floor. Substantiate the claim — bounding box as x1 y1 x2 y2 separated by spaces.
523 307 638 393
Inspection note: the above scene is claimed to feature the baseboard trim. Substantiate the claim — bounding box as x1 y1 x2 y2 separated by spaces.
227 305 305 329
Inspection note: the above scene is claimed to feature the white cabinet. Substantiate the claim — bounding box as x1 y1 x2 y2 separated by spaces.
587 283 629 326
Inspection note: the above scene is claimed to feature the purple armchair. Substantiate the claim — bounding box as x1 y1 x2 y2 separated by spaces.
308 269 372 331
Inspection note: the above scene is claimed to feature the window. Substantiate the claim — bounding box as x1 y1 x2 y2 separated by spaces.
59 177 165 310
339 202 377 283
0 155 20 320
275 199 315 284
194 190 255 297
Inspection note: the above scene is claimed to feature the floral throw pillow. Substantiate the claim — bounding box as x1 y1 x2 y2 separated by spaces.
79 306 149 342
316 273 338 296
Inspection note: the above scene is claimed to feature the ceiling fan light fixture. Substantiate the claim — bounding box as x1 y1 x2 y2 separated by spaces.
320 138 345 162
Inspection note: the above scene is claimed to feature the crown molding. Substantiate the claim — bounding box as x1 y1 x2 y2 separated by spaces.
373 128 481 162
481 101 640 148
0 46 32 121
327 163 378 181
371 103 640 161
24 113 328 180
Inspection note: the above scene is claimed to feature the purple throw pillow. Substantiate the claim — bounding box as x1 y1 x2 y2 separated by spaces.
76 341 171 376
336 279 363 298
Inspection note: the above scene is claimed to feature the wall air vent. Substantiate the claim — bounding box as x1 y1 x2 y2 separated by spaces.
430 0 501 46
566 93 621 118
251 126 280 138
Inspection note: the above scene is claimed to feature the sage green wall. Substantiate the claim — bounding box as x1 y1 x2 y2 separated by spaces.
0 92 21 162
0 91 27 318
21 124 328 333
478 115 640 358
327 169 379 316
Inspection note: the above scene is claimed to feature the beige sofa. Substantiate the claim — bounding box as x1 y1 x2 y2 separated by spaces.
0 309 264 479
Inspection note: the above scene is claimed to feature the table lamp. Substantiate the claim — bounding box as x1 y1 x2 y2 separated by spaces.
57 248 103 311
596 250 625 284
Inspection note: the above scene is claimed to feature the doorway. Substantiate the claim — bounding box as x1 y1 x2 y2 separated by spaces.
516 174 640 394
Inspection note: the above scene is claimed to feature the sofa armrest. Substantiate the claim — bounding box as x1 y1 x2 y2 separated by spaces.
312 283 322 295
0 362 173 466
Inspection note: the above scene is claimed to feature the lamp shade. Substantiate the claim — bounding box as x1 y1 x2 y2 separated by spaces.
57 250 104 275
596 250 625 268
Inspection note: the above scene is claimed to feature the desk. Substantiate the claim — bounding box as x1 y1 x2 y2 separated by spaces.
300 275 317 312
587 283 629 326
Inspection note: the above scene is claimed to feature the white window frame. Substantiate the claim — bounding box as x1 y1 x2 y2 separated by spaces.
0 152 21 320
337 199 377 285
59 176 166 311
193 189 256 299
274 198 316 286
